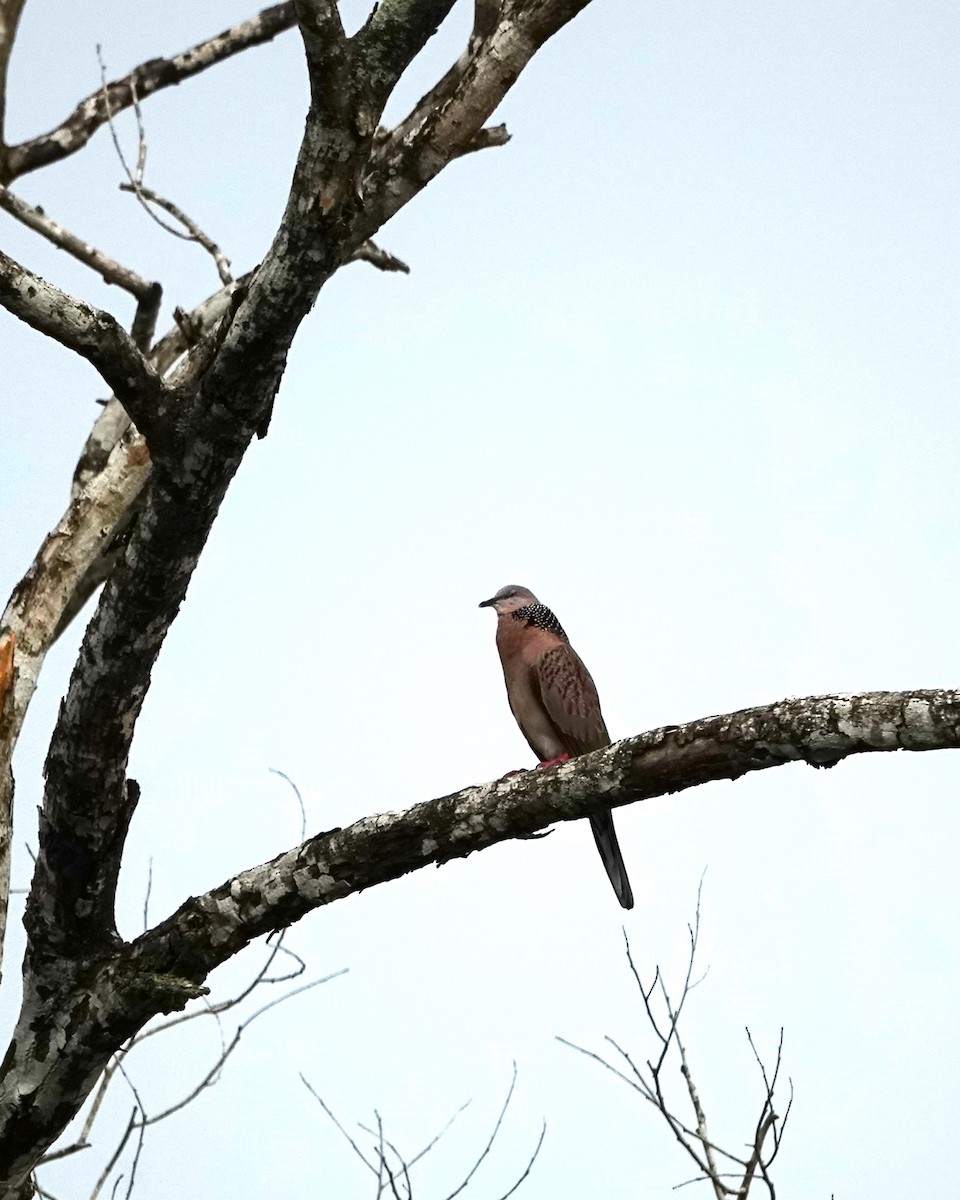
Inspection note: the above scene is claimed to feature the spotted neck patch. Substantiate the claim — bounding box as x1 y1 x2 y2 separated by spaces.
511 603 568 640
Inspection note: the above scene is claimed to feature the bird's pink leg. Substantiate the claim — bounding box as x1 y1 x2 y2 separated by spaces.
538 752 571 770
499 753 570 780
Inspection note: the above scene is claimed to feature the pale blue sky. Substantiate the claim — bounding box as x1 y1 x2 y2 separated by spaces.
2 1 959 1196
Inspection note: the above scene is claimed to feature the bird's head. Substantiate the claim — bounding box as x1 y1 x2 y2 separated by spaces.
478 584 539 615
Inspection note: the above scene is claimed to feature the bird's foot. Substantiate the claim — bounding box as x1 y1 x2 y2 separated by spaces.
537 753 571 770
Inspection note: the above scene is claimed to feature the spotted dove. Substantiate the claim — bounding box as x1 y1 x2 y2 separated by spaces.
479 584 634 909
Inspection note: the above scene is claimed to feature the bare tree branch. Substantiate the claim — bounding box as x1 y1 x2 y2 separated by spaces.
494 1123 546 1200
443 1062 518 1200
359 1 592 242
32 923 340 1195
1 4 298 182
304 1064 545 1200
119 184 233 285
561 886 793 1197
90 45 236 291
128 688 960 995
0 186 160 301
0 249 170 442
0 0 28 160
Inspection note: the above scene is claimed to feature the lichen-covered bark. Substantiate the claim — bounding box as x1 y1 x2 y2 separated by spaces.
0 4 298 183
133 688 960 976
0 0 756 1190
0 281 243 987
0 250 169 443
3 687 960 1186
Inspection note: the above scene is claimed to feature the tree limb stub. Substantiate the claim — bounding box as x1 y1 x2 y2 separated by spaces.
137 688 960 980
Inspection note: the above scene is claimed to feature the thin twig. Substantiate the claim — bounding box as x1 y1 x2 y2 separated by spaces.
673 1173 745 1192
443 1063 517 1200
97 47 233 285
37 1140 91 1164
373 1110 386 1199
493 1120 546 1200
561 875 791 1198
269 767 308 843
300 1077 379 1177
141 857 153 932
89 1110 136 1200
119 184 233 285
33 1176 61 1200
111 1060 148 1200
374 1112 406 1200
137 971 344 1129
404 1100 471 1170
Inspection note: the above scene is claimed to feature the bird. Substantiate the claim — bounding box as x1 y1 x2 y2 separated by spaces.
479 584 634 909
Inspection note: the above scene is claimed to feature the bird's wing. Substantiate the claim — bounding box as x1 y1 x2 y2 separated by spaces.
533 642 610 756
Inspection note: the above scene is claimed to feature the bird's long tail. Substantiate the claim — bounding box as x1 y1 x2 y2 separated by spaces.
589 809 634 910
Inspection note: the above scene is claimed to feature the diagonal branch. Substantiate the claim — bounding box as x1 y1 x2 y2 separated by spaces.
360 0 593 242
0 186 160 301
0 686 955 1186
0 249 170 444
1 3 298 182
134 688 960 983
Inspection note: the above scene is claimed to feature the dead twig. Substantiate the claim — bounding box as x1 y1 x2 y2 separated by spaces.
97 48 233 286
36 911 344 1199
119 183 233 285
559 879 791 1197
303 1063 545 1200
443 1062 518 1200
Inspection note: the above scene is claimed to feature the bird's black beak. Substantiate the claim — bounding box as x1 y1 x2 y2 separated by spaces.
478 597 495 608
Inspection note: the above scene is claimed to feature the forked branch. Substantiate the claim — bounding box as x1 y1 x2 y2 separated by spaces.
302 1062 546 1200
559 884 792 1197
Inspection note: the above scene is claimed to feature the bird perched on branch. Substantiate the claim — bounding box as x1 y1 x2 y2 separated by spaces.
479 584 634 909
